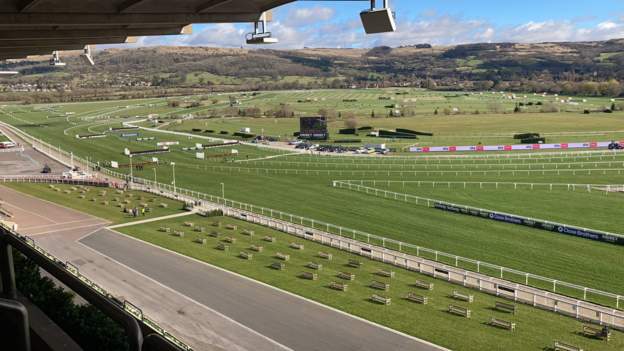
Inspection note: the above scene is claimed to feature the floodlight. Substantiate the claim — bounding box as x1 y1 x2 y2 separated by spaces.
360 0 396 34
246 11 279 45
80 45 95 66
246 33 279 45
49 51 66 67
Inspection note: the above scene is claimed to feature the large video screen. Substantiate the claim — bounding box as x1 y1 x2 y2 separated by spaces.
299 116 328 140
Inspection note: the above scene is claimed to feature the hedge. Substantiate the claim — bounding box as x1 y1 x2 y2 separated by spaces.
14 251 129 351
338 128 356 135
514 133 540 139
293 132 300 137
378 130 419 139
191 128 202 132
396 128 434 136
219 131 229 134
203 129 215 133
357 126 373 131
233 132 255 138
521 137 546 144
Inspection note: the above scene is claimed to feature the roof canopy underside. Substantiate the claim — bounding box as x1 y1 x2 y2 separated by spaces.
0 0 295 59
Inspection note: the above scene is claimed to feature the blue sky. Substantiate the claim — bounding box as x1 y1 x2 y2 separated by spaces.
136 0 624 49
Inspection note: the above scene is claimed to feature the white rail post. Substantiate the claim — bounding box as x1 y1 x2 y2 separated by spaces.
553 280 557 293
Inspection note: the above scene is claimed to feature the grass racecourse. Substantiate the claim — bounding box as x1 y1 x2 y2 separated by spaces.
1 88 623 350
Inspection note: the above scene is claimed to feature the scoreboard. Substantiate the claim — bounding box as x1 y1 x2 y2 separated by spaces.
299 117 328 140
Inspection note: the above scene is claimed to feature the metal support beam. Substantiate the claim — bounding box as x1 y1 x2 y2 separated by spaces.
196 0 233 13
0 298 30 351
259 0 296 12
17 0 44 13
0 13 261 27
0 237 17 300
0 37 132 49
0 25 191 41
118 0 149 13
0 45 86 58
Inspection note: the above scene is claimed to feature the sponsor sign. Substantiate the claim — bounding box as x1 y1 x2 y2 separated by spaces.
121 133 138 138
111 161 119 169
410 141 614 153
434 202 624 245
196 152 205 160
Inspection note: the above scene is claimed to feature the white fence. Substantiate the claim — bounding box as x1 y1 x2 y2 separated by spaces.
4 121 624 312
333 179 624 193
217 207 624 331
332 180 624 244
294 149 624 161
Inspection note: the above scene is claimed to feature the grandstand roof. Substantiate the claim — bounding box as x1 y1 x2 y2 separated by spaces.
0 0 295 59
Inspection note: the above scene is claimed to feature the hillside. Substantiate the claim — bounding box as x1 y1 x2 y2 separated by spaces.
1 39 623 102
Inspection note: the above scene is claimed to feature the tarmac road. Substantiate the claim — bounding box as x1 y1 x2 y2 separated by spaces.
81 229 446 351
0 124 66 175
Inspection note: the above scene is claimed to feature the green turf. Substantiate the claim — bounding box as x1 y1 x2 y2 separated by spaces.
118 214 623 351
1 89 623 300
3 183 186 224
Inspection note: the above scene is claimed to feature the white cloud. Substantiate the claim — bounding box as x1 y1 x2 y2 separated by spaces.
284 6 335 26
105 9 624 50
598 21 618 30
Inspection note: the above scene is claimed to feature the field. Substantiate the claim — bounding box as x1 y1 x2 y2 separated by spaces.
0 129 10 142
161 89 624 150
1 88 623 349
118 213 623 351
4 183 185 223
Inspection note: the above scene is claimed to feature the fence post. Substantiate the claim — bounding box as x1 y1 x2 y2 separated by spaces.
553 280 557 293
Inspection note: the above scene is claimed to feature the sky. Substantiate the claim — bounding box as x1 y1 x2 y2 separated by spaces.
132 0 624 49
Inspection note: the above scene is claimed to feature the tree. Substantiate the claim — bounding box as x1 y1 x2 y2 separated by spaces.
424 78 437 90
273 104 293 118
345 116 358 129
475 80 495 91
318 108 337 120
602 80 622 97
14 252 129 351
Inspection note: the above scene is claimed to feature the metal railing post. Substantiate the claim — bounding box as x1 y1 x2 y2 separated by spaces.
0 233 17 299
